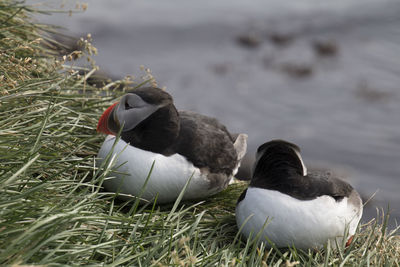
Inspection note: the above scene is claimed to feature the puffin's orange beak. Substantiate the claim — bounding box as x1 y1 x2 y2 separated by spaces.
97 102 118 135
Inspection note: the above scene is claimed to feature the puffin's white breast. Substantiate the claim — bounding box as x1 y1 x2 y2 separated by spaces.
236 187 362 249
97 135 220 203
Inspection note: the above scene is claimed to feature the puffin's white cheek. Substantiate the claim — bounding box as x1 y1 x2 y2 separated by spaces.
117 104 161 132
294 149 307 176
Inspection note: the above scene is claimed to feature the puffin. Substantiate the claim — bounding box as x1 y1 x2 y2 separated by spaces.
236 140 363 249
96 87 247 204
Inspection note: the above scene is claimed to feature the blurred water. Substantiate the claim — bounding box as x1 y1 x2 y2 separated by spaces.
31 0 400 226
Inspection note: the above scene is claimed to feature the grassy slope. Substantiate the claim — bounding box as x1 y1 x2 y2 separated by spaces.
0 1 399 266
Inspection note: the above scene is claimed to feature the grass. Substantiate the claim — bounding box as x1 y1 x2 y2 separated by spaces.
0 1 399 266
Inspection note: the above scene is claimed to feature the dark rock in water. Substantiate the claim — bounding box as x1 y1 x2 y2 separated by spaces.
79 70 115 88
313 39 338 56
210 63 231 75
43 34 82 56
268 32 295 47
46 33 124 91
355 81 393 102
280 63 313 78
236 33 261 48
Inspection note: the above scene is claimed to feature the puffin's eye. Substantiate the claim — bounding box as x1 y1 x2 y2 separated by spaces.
124 96 137 110
125 101 132 110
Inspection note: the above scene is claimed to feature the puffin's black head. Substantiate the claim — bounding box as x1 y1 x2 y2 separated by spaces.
252 139 307 179
256 140 301 158
97 87 174 135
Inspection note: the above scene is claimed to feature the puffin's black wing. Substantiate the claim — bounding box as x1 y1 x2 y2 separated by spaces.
278 171 354 201
178 111 235 141
173 111 238 176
